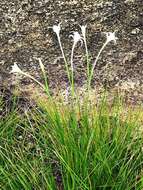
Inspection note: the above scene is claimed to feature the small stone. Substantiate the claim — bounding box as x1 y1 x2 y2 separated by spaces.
8 39 14 44
131 28 140 34
125 0 135 3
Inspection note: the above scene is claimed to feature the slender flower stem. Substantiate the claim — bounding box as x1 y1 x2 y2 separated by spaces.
21 72 45 89
70 31 82 97
83 35 90 79
70 43 75 74
57 35 71 84
38 58 50 96
83 35 90 96
80 25 90 86
70 43 76 96
88 40 108 91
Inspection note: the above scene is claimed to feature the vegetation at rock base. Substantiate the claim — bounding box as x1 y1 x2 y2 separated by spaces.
0 92 143 190
1 21 143 190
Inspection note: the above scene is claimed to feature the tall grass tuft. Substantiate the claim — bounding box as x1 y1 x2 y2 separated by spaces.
0 94 143 190
3 22 143 190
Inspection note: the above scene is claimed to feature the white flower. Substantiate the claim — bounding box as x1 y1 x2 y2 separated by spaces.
52 23 61 36
10 63 45 89
70 31 83 45
105 32 118 44
10 63 23 74
80 25 87 38
70 31 83 75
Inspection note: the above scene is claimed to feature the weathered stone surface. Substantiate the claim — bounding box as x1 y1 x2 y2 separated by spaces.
0 0 143 102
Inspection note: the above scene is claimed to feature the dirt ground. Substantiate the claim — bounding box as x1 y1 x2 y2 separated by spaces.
0 0 143 103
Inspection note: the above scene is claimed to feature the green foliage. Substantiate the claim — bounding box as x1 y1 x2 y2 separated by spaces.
0 96 143 190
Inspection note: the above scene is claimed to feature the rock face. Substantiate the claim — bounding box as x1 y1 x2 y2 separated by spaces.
0 0 143 101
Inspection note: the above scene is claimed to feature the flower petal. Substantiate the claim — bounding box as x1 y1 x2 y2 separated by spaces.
105 32 118 43
72 31 83 45
53 23 61 35
10 63 22 74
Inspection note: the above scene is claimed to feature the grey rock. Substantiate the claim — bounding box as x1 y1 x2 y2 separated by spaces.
0 0 143 102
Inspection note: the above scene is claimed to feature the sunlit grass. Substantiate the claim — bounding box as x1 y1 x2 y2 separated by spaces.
0 93 143 190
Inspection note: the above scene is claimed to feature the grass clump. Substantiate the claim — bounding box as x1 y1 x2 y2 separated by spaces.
0 94 143 190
